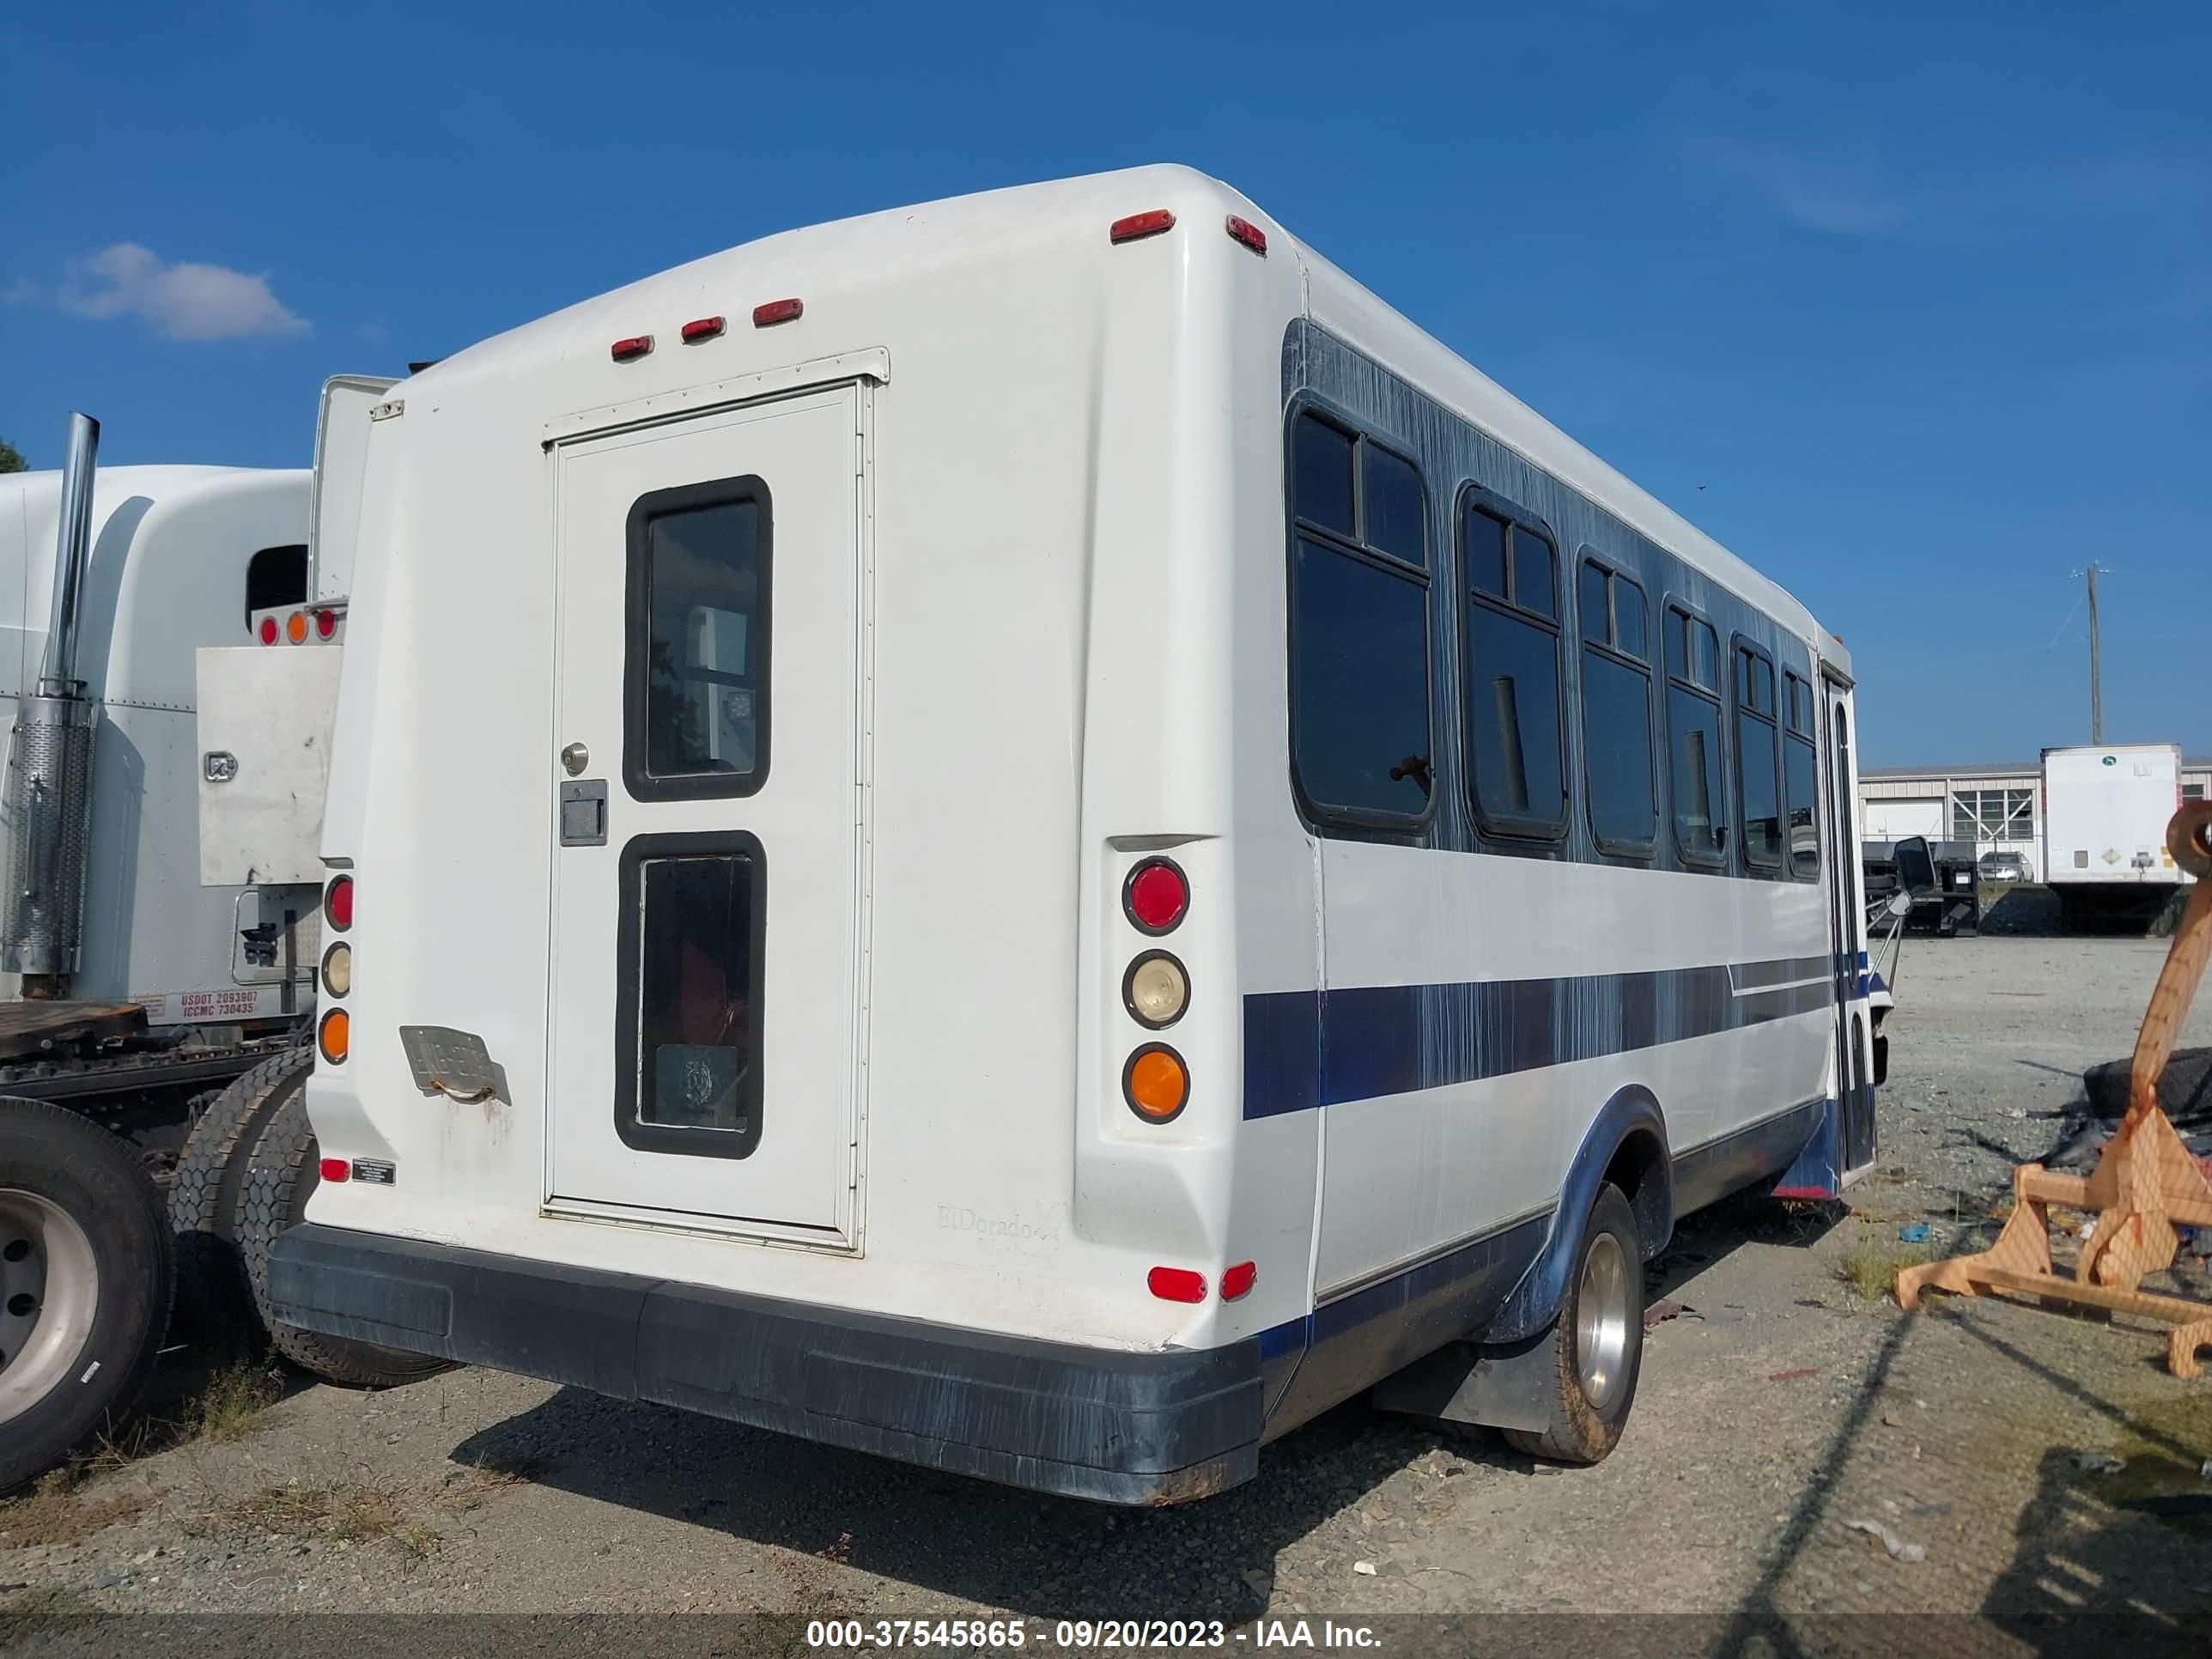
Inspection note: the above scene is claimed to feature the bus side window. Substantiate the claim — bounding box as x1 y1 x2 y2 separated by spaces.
1577 556 1656 855
1783 671 1820 878
1666 606 1726 866
1462 501 1566 838
1734 642 1783 872
1286 411 1433 829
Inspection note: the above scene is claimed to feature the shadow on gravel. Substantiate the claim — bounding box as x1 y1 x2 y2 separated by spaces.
1645 1187 1845 1305
450 1383 1462 1618
440 1194 1844 1619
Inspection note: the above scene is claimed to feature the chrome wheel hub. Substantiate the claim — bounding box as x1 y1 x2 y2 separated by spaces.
1575 1230 1632 1411
0 1189 100 1427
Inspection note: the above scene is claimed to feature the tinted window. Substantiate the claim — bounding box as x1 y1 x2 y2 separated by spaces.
1583 649 1656 849
638 495 766 785
1291 537 1431 818
617 840 766 1161
1784 734 1819 878
1668 685 1726 862
1292 415 1354 538
1468 606 1566 825
1363 443 1425 567
1694 620 1719 689
245 544 308 627
1667 609 1719 690
1614 580 1646 659
1738 707 1782 866
1512 526 1556 617
1466 507 1508 599
1462 506 1564 835
1577 561 1607 643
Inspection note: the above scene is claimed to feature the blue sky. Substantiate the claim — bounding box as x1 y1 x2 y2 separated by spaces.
3 1 2204 764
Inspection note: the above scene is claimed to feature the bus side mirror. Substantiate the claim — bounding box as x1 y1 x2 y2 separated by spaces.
1894 836 1937 896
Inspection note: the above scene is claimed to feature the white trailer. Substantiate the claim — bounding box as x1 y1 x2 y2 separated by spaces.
265 166 1886 1504
2043 742 2193 929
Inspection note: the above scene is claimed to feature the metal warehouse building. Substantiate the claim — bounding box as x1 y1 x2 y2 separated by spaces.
1859 755 2212 880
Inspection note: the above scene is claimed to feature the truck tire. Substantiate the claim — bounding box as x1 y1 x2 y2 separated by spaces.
2084 1048 2212 1127
234 1091 449 1389
1503 1182 1644 1466
0 1099 174 1493
168 1047 313 1344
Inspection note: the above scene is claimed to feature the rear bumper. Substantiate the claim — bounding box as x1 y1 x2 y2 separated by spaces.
267 1224 1264 1505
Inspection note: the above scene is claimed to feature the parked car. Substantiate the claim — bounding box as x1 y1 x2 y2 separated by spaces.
1979 850 2033 883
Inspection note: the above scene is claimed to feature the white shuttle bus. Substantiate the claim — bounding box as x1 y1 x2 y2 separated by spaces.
269 167 1878 1504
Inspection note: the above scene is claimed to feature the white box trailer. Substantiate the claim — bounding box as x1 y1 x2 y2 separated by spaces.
2043 743 2192 927
264 166 1886 1504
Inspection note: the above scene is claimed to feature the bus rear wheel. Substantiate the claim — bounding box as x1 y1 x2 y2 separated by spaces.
1504 1182 1643 1465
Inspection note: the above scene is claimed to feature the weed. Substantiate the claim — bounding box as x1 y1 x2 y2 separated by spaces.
1837 1232 1936 1301
205 1480 431 1555
0 1468 153 1549
180 1359 281 1444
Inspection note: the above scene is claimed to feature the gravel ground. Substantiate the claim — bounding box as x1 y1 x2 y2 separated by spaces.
7 924 2212 1643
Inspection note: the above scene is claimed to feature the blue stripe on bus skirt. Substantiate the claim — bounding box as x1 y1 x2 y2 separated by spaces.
1242 954 1833 1119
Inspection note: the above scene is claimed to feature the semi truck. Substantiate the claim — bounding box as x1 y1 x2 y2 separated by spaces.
0 398 432 1492
2043 742 2195 932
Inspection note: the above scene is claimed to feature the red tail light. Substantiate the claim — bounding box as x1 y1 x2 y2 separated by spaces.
258 616 278 645
1148 1267 1206 1304
1123 858 1188 934
1220 1261 1257 1300
319 1158 350 1183
315 608 337 639
325 874 354 933
1110 210 1176 245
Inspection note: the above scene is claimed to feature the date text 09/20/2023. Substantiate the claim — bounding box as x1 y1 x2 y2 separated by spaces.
805 1620 1383 1650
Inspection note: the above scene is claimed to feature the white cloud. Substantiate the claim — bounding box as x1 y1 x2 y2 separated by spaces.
1 278 39 307
57 243 309 341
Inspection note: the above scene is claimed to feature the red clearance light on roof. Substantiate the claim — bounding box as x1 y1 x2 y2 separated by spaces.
1225 215 1267 255
681 315 726 343
1110 210 1176 245
752 298 803 327
1220 1261 1257 1301
315 608 337 639
319 1157 350 1183
1148 1267 1206 1304
258 616 278 645
611 334 654 362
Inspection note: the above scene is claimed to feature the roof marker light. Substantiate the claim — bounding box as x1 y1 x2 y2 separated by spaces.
681 315 726 343
1221 1261 1257 1301
611 334 654 362
1225 215 1267 255
1110 210 1176 245
752 298 803 327
1148 1267 1206 1304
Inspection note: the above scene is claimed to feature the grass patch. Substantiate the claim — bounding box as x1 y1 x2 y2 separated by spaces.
180 1358 282 1444
1837 1231 1936 1301
0 1468 154 1549
203 1480 436 1556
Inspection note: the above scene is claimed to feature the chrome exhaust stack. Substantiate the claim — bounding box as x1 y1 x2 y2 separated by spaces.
4 413 104 995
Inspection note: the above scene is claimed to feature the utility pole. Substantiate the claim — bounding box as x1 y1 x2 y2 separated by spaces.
2086 562 2104 744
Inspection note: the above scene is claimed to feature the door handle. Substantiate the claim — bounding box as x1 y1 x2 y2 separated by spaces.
559 779 607 847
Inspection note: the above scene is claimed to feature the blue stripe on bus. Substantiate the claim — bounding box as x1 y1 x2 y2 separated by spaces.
1242 954 1833 1119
